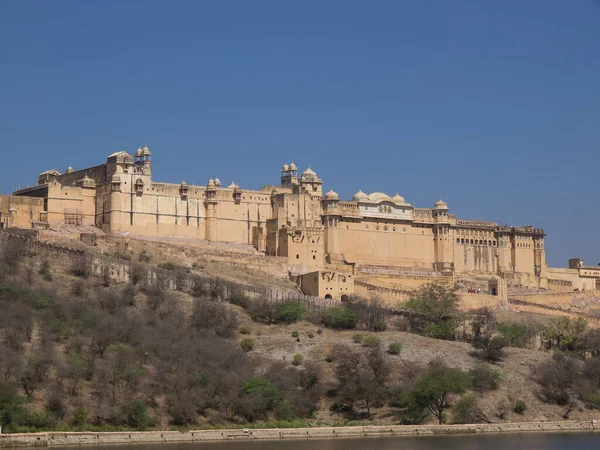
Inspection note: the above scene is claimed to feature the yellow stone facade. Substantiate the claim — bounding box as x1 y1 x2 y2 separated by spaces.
13 146 590 293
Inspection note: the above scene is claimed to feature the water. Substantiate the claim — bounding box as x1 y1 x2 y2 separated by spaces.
50 433 599 450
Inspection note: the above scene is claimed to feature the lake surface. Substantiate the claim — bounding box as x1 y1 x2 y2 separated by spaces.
49 432 599 450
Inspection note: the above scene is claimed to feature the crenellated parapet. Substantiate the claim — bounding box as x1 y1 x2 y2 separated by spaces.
456 219 498 229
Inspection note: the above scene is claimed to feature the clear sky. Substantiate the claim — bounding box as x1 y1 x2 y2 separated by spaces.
1 1 599 267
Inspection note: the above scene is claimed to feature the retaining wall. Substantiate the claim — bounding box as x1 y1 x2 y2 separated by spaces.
0 229 336 313
0 421 597 447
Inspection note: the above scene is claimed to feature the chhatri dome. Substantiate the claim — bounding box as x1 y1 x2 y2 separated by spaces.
142 145 151 156
392 193 405 204
135 146 143 157
324 189 339 201
352 190 368 201
289 162 297 171
301 166 318 180
434 199 448 210
282 163 289 172
367 192 392 203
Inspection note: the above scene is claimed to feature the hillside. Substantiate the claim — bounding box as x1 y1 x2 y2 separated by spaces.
0 233 599 433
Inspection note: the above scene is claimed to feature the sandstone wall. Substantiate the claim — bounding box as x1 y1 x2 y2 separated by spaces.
0 421 597 447
0 195 45 228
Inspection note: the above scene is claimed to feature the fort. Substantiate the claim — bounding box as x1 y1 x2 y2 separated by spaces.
3 146 599 300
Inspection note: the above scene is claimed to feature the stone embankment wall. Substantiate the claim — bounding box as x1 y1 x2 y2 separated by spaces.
507 291 600 327
511 291 600 308
356 279 503 311
355 279 413 304
0 421 597 447
459 292 504 310
0 230 337 312
0 230 86 267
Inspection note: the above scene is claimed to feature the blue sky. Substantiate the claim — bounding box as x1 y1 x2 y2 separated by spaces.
1 1 599 267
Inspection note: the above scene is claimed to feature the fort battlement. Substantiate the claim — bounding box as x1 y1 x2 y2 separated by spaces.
6 146 593 296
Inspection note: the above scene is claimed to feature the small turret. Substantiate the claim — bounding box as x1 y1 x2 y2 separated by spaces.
299 166 323 197
205 179 217 201
180 181 188 199
433 199 449 222
280 162 299 187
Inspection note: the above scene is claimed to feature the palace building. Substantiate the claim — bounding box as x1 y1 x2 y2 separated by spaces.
5 146 599 297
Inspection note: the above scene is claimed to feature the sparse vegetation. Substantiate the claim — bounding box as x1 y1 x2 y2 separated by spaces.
2 239 600 433
71 254 91 278
469 365 502 393
322 306 356 330
138 249 151 263
544 316 588 355
129 263 145 286
38 260 53 281
452 394 490 424
513 400 527 415
388 342 402 355
363 335 381 348
472 334 507 362
240 338 255 352
497 322 530 348
276 301 308 324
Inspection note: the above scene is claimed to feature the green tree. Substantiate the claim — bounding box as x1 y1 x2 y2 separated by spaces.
497 322 529 348
469 365 502 393
0 381 27 432
276 301 308 323
322 306 356 329
452 394 491 424
472 334 507 362
403 283 460 340
546 316 588 354
118 400 152 429
404 365 471 424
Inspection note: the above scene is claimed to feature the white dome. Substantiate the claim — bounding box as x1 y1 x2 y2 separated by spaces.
392 193 405 204
434 199 448 210
324 189 339 200
352 190 368 201
367 192 392 203
301 166 318 180
289 162 297 171
282 163 289 172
